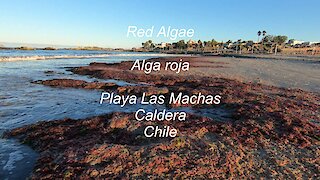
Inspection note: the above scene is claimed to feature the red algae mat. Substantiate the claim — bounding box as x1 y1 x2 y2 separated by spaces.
4 57 320 179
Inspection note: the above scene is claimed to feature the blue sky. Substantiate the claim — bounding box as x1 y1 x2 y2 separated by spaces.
0 0 319 48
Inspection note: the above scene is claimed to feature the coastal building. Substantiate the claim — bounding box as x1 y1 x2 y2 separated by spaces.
187 40 197 49
154 42 167 49
221 42 233 49
302 41 319 46
287 39 304 46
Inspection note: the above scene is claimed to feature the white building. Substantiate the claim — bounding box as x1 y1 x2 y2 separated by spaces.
155 42 167 49
287 39 304 46
303 41 319 46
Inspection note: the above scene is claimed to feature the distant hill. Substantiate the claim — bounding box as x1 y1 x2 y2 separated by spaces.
0 42 75 49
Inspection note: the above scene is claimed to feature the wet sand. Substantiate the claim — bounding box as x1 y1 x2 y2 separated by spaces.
3 56 320 179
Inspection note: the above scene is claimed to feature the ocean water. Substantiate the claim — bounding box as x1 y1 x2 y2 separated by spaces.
0 50 179 179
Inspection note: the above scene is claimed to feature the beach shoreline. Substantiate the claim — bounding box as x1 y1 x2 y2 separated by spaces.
3 56 319 179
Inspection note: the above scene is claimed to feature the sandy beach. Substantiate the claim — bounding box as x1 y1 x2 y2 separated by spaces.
3 56 319 179
1 1 320 179
191 56 320 92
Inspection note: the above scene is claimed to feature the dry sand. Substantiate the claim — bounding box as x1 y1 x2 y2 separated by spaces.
185 56 319 92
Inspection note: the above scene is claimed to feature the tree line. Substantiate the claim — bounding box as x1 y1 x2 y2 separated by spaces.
141 31 289 54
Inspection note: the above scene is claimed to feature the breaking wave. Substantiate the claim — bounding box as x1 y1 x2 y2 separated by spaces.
0 53 187 62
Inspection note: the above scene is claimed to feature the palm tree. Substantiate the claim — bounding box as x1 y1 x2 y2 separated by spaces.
197 40 203 52
262 30 267 36
236 39 242 54
261 31 267 52
257 31 262 42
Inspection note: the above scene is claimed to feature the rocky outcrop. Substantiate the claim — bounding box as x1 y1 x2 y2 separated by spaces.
34 79 169 97
34 79 118 90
